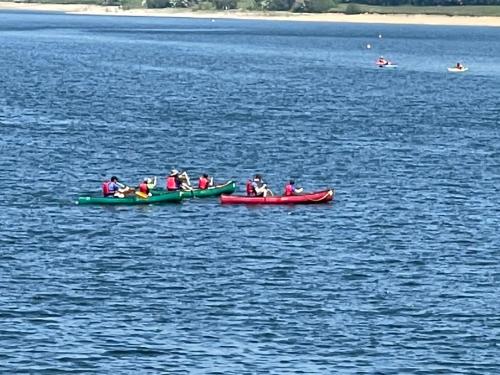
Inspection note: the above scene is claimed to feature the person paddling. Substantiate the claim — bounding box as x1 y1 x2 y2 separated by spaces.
166 169 192 191
102 176 131 198
139 176 157 197
166 169 180 191
251 174 273 197
377 56 390 66
284 179 304 196
456 62 464 70
198 173 213 190
246 179 256 196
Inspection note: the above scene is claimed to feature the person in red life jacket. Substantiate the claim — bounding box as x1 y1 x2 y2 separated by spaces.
166 169 180 191
102 176 131 198
284 179 303 196
167 169 193 191
139 176 157 196
198 173 213 190
246 179 256 196
251 174 273 197
377 56 389 66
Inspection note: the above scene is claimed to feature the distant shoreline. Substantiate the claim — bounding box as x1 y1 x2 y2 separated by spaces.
1 2 500 27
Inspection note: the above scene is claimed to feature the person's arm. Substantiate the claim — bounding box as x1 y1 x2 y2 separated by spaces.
254 184 266 195
147 177 157 190
180 172 191 186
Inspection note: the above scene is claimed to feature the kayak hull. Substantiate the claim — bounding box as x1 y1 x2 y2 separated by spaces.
154 180 236 198
448 67 468 72
77 191 183 205
220 189 334 205
378 64 398 68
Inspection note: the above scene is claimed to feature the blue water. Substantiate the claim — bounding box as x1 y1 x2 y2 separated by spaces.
0 11 499 373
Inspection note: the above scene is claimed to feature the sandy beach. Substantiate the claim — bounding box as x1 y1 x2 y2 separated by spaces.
0 1 499 27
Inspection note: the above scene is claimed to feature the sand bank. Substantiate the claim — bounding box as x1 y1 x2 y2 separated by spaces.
1 2 499 27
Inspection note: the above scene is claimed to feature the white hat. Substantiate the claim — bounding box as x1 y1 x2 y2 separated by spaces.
170 169 179 176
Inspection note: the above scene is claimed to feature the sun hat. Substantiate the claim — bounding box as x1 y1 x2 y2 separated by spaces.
170 169 179 176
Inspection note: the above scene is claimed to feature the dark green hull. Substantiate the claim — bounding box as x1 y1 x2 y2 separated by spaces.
77 191 183 205
154 180 236 198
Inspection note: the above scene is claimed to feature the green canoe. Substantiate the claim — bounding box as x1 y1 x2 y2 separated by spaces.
153 180 236 198
77 191 183 205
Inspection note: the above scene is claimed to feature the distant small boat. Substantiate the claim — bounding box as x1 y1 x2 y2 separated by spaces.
448 67 468 73
377 63 398 69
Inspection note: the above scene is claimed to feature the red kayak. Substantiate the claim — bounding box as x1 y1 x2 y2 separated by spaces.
220 189 334 205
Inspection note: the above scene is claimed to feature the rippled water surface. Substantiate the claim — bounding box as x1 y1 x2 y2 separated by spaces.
0 11 499 373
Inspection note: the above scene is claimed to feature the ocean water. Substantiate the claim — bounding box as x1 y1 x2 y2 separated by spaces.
0 11 499 373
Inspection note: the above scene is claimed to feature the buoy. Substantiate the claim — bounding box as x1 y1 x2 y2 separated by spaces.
378 34 382 39
366 43 371 49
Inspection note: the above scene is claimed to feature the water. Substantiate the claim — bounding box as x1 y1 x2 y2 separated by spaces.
0 11 499 373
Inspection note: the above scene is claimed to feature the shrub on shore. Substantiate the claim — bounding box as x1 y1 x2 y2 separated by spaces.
344 2 362 13
193 0 216 8
237 0 258 9
304 0 336 11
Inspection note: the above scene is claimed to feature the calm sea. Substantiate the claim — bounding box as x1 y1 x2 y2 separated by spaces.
0 11 499 373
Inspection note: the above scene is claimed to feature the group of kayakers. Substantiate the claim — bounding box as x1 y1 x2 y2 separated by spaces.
102 171 305 199
102 169 214 198
245 174 304 198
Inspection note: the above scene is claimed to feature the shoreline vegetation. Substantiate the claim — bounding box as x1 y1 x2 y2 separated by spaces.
1 1 500 26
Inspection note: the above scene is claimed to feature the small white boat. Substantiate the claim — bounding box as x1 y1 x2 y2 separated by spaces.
448 67 468 73
378 64 398 69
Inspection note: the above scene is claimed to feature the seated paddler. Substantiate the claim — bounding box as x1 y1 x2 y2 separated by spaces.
139 176 157 197
198 173 213 190
166 169 192 191
251 174 273 197
102 176 131 198
284 179 303 196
